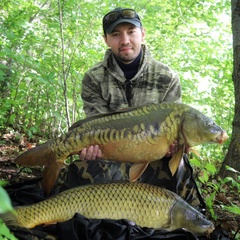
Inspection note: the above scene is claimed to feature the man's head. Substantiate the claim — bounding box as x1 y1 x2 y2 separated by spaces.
102 8 145 64
103 8 142 35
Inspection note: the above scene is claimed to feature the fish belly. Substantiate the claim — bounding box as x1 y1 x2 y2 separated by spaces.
99 135 170 163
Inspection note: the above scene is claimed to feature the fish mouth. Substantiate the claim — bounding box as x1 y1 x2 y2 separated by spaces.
204 224 215 237
216 131 229 144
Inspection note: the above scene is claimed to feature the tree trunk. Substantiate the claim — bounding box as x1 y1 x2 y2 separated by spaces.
219 0 240 179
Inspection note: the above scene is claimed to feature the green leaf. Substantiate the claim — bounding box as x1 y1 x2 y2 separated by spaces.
0 186 13 214
189 158 201 167
225 166 240 174
222 204 240 215
0 219 18 240
205 163 217 174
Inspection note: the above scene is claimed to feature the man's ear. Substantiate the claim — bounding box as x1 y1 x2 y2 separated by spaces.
103 34 110 47
141 28 146 42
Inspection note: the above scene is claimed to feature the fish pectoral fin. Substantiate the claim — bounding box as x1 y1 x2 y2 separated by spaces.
129 162 149 182
189 147 200 157
169 145 184 176
43 222 58 227
42 161 65 196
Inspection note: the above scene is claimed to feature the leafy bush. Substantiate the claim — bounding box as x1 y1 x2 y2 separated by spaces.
0 181 17 239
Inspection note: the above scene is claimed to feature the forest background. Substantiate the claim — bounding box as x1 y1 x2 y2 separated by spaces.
1 0 240 239
1 0 237 179
0 0 232 133
1 0 235 174
0 0 233 163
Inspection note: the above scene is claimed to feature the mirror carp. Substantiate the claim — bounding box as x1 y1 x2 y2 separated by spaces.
15 103 228 195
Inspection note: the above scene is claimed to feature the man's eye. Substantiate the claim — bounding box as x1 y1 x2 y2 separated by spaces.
111 33 119 37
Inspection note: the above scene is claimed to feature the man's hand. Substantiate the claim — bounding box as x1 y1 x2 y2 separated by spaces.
79 145 102 160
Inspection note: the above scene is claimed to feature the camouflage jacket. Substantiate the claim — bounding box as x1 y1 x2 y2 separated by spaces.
81 44 182 117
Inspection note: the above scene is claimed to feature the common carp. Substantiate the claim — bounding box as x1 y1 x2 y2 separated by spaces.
1 182 215 236
15 103 228 195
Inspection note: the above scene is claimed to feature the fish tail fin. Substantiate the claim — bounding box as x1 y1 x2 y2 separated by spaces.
15 141 64 195
0 211 20 227
42 161 64 195
15 141 55 167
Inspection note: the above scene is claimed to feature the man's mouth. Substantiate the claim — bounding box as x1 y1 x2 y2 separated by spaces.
120 47 133 52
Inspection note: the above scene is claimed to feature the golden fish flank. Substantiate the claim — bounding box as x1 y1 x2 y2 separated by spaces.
1 182 215 236
15 103 229 195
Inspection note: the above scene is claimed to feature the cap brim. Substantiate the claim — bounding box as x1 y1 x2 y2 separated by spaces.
105 19 141 34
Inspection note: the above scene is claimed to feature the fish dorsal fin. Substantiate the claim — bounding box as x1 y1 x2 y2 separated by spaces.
129 162 149 182
169 145 185 176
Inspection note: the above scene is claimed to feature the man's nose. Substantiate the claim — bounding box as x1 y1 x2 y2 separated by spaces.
120 33 130 44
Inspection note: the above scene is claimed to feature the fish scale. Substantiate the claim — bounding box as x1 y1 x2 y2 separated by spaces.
1 182 214 236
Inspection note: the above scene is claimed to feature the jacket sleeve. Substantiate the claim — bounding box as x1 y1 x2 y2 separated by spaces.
81 73 110 117
161 72 182 103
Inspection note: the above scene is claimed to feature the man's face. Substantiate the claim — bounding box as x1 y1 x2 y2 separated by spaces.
104 23 145 64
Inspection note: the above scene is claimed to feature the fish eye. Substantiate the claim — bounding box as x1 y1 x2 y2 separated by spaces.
206 121 214 127
196 214 201 220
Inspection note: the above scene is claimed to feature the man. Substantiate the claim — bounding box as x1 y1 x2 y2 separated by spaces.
80 7 181 161
65 7 205 210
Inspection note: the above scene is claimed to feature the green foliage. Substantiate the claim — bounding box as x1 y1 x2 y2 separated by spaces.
0 181 17 240
221 204 240 215
0 181 13 214
220 169 240 219
191 157 240 220
0 219 18 240
0 0 233 141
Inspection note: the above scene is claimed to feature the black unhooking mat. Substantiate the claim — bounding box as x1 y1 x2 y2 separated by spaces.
5 157 230 240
